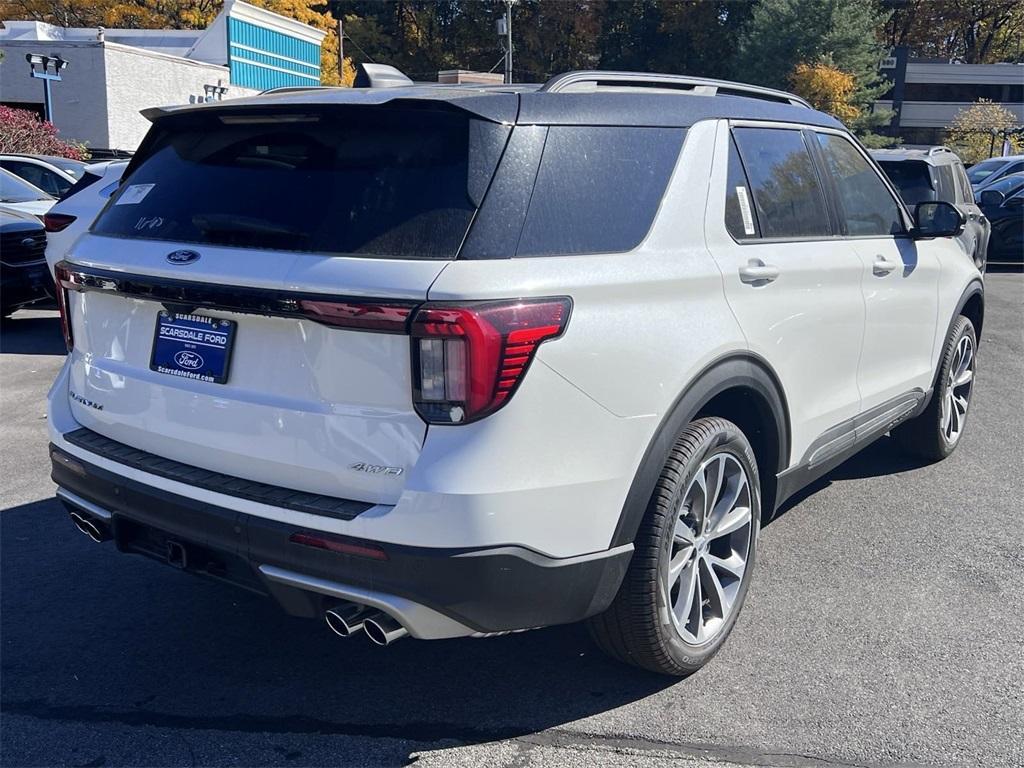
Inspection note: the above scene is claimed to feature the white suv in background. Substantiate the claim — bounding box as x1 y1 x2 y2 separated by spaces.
48 70 983 676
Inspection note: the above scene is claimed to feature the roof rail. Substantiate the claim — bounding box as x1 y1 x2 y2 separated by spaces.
540 71 812 108
927 146 954 156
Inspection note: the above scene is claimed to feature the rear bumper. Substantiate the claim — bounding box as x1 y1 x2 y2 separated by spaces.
50 444 632 638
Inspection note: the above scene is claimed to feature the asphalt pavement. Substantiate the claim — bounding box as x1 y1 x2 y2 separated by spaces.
2 274 1022 768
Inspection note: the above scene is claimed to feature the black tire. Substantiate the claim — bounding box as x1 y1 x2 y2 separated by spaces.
896 315 977 461
587 417 760 676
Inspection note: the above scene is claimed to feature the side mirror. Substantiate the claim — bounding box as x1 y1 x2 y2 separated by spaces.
979 189 1004 208
912 201 965 239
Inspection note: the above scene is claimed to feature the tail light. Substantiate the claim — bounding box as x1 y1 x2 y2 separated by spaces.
43 213 76 232
411 298 571 424
54 263 74 352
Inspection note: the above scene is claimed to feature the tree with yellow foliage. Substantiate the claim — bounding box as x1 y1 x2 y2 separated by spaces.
946 100 1023 165
789 62 860 123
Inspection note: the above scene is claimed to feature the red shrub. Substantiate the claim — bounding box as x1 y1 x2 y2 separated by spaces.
0 106 89 160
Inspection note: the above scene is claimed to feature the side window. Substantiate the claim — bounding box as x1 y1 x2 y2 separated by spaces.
955 164 974 205
724 136 760 239
731 127 831 239
2 161 64 197
815 133 905 237
515 126 685 257
933 165 957 203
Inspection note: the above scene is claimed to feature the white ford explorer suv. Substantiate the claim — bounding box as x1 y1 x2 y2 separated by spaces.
48 70 983 676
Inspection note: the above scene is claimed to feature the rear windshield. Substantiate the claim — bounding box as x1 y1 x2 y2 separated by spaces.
878 160 936 206
93 107 504 259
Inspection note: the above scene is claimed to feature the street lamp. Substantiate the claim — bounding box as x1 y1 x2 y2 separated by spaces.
496 0 517 84
25 53 68 123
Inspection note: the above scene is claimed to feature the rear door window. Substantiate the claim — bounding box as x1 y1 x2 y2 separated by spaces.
93 107 507 259
731 127 831 239
724 136 760 239
514 126 684 257
815 133 905 237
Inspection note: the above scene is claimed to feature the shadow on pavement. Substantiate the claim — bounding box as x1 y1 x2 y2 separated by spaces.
771 434 932 521
0 313 66 356
0 497 674 766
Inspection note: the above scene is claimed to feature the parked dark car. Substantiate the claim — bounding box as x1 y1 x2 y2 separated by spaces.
1 206 54 318
982 188 1024 265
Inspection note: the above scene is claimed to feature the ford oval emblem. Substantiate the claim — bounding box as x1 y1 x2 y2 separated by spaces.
166 249 201 265
174 350 205 369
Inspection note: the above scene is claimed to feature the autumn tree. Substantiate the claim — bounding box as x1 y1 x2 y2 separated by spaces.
946 100 1023 164
883 0 1024 63
790 61 859 121
735 0 893 142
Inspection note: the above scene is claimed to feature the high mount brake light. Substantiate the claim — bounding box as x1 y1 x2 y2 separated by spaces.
411 298 571 424
54 263 73 352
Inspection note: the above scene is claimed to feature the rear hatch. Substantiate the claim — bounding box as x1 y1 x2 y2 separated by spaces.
59 100 511 505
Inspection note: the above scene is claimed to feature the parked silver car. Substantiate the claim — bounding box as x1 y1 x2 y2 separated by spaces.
873 146 989 270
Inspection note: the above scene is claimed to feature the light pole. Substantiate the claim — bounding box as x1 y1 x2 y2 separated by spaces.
26 53 68 123
497 0 516 84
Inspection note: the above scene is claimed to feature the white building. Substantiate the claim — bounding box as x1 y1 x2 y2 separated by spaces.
0 0 326 154
876 55 1024 146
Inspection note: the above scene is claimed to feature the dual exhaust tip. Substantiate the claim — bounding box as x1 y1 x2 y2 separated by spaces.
325 604 408 646
67 509 408 645
68 510 110 543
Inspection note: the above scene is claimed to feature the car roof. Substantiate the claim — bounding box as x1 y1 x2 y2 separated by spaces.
143 73 844 131
974 154 1024 164
871 147 961 165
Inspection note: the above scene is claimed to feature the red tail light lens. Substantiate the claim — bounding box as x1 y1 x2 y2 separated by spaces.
411 298 571 424
298 299 413 333
54 263 73 352
43 213 76 232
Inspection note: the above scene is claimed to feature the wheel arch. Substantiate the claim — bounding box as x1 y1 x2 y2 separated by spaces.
958 281 984 342
609 353 790 548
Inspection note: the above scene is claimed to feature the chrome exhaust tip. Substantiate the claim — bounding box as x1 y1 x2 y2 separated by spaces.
69 511 109 543
363 612 409 646
324 604 371 638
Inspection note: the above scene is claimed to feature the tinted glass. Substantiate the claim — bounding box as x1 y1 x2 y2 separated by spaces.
933 165 957 203
986 173 1024 197
93 108 498 259
515 126 684 257
968 158 1009 184
816 134 904 236
878 160 936 206
724 136 760 239
1 160 67 196
952 163 972 204
732 127 830 238
0 168 53 202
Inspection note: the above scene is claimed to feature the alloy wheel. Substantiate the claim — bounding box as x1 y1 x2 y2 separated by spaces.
665 452 753 645
941 334 975 446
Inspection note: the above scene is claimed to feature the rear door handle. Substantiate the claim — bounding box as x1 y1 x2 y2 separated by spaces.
738 260 779 285
872 256 899 276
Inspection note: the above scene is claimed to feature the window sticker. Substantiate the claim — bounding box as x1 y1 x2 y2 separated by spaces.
114 184 155 206
736 186 755 235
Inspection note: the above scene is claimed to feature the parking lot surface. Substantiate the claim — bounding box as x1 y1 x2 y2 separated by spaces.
2 274 1022 768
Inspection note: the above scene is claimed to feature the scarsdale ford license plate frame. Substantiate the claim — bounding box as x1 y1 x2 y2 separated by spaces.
150 312 236 384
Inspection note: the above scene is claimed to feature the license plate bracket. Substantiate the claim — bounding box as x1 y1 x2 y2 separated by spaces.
150 312 236 384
